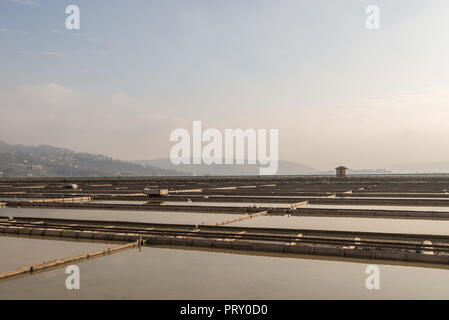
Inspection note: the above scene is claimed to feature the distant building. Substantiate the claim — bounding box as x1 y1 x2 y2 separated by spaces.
335 166 348 178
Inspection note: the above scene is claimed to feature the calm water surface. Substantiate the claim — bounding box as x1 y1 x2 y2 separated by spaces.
0 245 448 299
0 207 242 225
231 215 449 235
308 204 449 212
0 235 111 273
91 200 290 208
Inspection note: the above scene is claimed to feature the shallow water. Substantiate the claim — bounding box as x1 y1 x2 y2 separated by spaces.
0 235 111 273
307 204 449 212
0 207 244 225
164 201 290 208
338 196 449 200
90 200 148 205
0 198 39 201
230 215 449 235
3 206 449 234
0 245 448 299
91 200 290 208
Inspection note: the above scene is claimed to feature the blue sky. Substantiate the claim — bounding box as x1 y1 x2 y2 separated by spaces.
1 0 449 169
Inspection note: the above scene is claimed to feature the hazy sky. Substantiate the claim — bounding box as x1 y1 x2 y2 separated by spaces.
1 0 449 170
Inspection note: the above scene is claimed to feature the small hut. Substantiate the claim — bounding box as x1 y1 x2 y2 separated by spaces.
335 166 348 178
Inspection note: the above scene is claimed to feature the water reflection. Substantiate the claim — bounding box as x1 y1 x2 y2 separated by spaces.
231 215 449 235
0 235 111 273
0 207 243 225
1 245 449 299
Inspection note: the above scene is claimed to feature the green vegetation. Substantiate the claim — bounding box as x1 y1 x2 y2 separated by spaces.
0 142 180 178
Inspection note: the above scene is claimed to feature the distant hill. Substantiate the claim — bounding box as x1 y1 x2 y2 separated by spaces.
320 168 393 175
0 142 181 178
136 159 395 176
386 162 449 174
134 159 320 176
0 141 402 178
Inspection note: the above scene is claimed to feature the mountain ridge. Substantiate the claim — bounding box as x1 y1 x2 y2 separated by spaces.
0 142 181 177
0 141 400 177
134 159 320 176
135 159 393 176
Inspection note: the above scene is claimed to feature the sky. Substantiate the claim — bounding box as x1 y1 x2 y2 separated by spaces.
1 0 449 170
